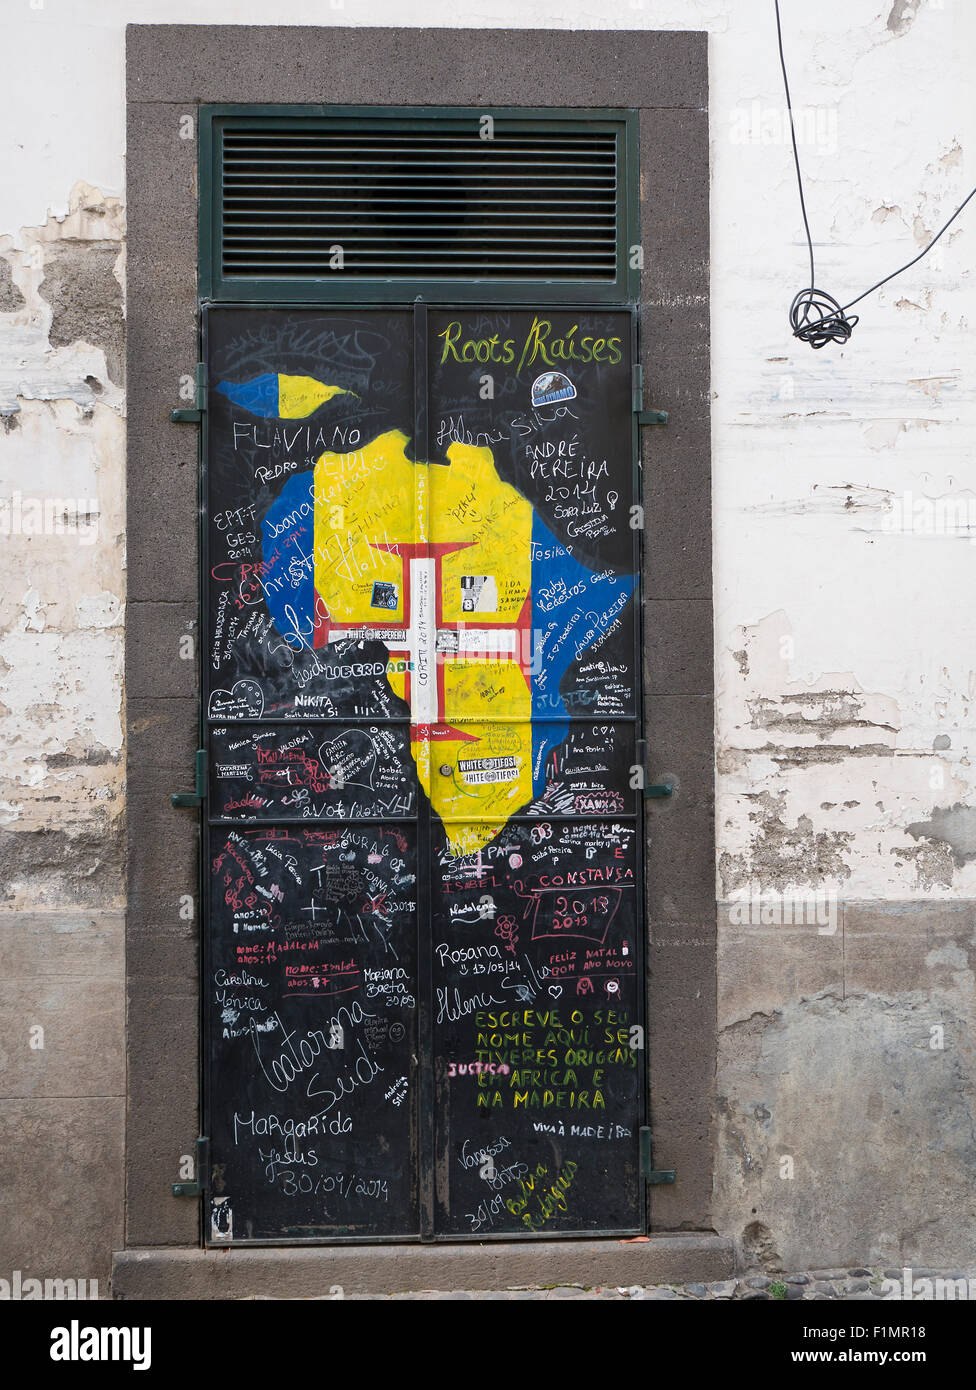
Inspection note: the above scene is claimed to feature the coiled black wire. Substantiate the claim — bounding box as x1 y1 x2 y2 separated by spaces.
775 0 976 349
789 289 858 349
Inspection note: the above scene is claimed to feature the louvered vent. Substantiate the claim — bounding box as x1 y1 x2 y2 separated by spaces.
218 122 621 283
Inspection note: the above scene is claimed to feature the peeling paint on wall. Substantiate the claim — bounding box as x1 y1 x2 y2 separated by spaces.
906 803 976 869
0 260 25 314
0 183 124 417
718 613 976 897
0 182 125 912
887 1 923 37
719 790 855 894
40 241 125 388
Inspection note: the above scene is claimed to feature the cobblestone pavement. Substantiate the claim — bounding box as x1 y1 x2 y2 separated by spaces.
344 1268 976 1300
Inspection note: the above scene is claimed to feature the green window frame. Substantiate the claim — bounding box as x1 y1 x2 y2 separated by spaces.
199 105 640 305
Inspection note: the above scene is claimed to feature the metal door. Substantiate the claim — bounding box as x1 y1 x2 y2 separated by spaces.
201 304 643 1243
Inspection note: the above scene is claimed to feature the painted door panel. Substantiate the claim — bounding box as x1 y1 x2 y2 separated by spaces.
426 309 643 1236
202 306 643 1243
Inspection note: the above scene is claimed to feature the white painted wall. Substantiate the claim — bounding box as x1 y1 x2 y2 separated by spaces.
2 0 975 900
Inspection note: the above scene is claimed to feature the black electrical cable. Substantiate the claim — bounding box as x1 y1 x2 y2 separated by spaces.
775 0 976 349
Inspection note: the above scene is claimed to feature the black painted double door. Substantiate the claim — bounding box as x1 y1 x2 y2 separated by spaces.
203 306 645 1242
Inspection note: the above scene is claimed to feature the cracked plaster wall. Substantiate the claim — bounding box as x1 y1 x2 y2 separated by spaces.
1 0 974 1282
0 179 126 1288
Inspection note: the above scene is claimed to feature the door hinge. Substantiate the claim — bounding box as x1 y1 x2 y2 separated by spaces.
639 1126 676 1185
172 1137 209 1198
633 364 668 426
171 748 207 808
171 363 207 423
636 739 673 799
